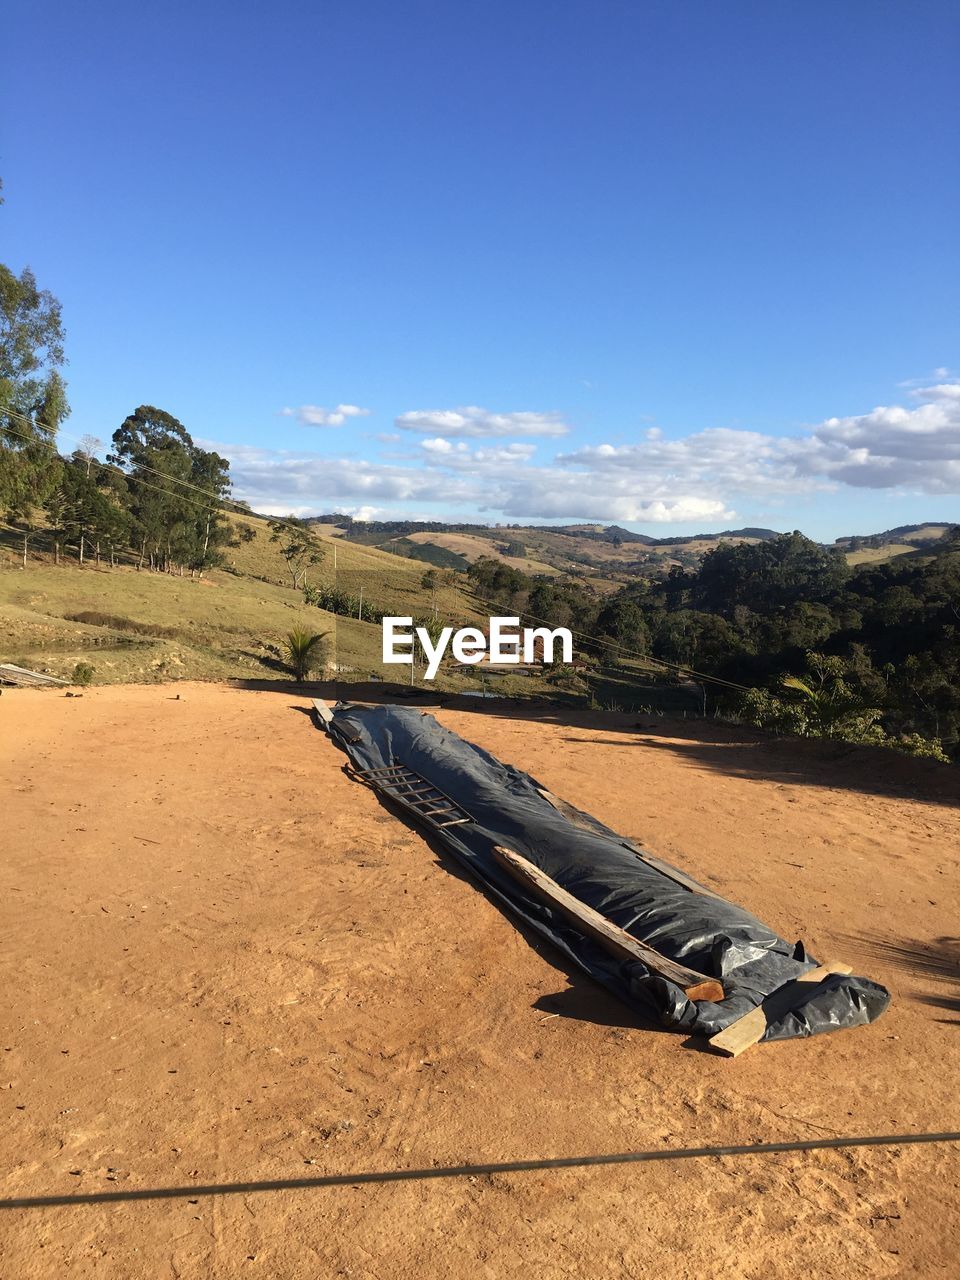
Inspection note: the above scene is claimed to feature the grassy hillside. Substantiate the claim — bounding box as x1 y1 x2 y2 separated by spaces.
336 517 957 580
0 510 703 712
338 521 776 586
844 542 918 566
0 513 488 689
405 530 560 576
838 523 954 565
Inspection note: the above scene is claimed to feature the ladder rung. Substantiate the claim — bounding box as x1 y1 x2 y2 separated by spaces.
359 762 473 829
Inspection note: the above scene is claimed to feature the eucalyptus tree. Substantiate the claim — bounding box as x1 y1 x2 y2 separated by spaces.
0 263 69 563
268 517 325 589
110 405 231 573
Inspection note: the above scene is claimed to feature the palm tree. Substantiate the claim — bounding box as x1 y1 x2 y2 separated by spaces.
285 627 329 682
780 652 879 739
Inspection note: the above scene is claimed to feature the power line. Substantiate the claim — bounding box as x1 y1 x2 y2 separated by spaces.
0 410 310 544
2 410 754 692
1 1130 956 1210
463 591 753 693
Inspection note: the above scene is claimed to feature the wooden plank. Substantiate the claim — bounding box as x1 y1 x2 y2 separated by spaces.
708 962 854 1058
0 663 68 688
311 698 334 724
492 845 725 1004
536 786 725 900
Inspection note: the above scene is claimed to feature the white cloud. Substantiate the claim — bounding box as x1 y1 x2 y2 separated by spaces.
396 406 571 438
216 444 483 514
419 438 536 468
217 440 734 524
419 437 470 456
898 367 953 388
557 428 819 497
343 505 384 522
215 378 960 526
555 383 960 499
280 403 371 427
493 477 734 523
804 382 960 491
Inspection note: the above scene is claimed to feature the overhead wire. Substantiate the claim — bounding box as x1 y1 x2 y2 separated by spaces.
456 589 753 693
1 409 754 693
0 409 309 543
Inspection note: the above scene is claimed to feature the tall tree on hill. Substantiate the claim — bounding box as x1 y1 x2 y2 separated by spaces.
268 517 325 589
109 405 232 573
0 263 70 564
110 405 192 570
67 453 131 565
44 473 72 566
595 597 650 658
44 454 128 567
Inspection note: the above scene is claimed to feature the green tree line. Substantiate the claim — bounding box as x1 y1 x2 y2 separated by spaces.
466 531 960 757
2 252 238 574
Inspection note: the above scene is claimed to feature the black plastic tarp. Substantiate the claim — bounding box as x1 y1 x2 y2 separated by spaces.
324 702 889 1043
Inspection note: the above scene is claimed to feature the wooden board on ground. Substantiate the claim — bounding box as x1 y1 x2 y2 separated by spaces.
0 663 68 688
708 962 854 1058
492 844 725 1003
311 698 334 724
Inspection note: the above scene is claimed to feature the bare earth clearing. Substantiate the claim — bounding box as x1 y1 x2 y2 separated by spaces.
1 684 959 1278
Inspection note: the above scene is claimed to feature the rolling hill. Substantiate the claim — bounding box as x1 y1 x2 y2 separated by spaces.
322 516 957 578
0 512 489 690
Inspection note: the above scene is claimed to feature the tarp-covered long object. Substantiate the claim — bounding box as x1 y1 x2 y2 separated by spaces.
322 702 889 1046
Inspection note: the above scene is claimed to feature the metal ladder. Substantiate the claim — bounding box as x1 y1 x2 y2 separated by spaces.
352 764 473 829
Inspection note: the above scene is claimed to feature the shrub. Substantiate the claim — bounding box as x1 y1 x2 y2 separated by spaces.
72 662 95 686
284 628 329 682
892 733 950 763
740 653 949 759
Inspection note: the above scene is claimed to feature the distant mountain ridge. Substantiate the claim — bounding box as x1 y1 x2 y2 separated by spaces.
303 513 955 581
307 514 782 544
834 522 955 546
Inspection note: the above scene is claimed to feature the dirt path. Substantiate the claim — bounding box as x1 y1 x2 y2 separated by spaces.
1 684 958 1278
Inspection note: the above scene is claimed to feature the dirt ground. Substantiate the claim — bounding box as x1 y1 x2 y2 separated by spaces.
1 683 959 1279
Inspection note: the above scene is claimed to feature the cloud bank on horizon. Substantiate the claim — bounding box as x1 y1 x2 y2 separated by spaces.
222 381 960 527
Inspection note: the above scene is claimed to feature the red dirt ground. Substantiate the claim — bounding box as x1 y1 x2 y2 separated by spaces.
2 683 959 1278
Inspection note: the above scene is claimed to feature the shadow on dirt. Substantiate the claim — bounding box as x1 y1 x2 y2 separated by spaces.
326 756 662 1035
844 934 960 1023
261 675 960 809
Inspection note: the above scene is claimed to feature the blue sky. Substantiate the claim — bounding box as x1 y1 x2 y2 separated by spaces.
3 0 958 539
